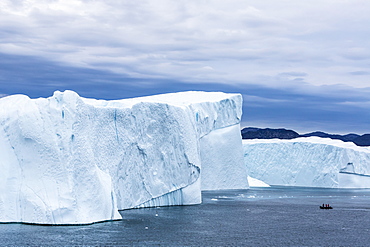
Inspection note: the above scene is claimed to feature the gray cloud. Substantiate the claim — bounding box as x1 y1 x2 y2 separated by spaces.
349 71 370 76
1 0 370 88
1 0 370 134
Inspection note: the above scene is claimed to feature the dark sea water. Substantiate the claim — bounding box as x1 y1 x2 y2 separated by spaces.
1 187 370 246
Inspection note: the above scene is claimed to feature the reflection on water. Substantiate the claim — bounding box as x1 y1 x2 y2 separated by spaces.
1 187 370 246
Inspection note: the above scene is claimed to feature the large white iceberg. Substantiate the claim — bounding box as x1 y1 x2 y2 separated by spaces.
0 90 248 225
243 137 370 188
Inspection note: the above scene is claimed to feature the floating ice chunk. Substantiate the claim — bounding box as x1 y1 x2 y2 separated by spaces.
247 176 270 187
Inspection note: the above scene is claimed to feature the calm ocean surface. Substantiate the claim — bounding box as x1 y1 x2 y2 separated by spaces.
1 187 370 246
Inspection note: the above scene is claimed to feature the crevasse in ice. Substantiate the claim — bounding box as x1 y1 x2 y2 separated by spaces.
0 90 248 225
243 137 370 188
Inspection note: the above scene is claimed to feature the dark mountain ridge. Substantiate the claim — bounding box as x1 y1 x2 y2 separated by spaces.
241 127 370 147
241 127 299 140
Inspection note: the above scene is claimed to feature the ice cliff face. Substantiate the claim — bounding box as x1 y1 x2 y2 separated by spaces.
243 137 370 188
0 90 247 225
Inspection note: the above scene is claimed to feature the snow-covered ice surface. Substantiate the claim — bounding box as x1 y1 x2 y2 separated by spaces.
0 90 247 225
243 137 370 188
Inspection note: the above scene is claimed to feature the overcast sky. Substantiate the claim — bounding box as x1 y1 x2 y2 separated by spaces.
1 0 370 134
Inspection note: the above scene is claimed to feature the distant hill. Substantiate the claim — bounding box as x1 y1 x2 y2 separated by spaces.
353 134 370 146
241 127 370 147
300 131 360 142
241 128 299 140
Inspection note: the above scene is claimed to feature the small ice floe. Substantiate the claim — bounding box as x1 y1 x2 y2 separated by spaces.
237 194 257 199
278 195 292 198
211 198 218 201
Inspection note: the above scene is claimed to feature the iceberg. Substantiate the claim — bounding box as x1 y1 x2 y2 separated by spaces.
0 90 248 225
243 137 370 188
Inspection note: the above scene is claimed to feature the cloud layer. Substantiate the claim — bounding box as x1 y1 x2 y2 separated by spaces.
2 0 370 87
1 0 370 133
